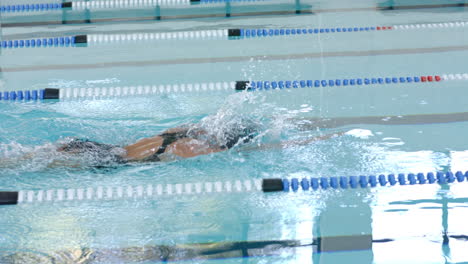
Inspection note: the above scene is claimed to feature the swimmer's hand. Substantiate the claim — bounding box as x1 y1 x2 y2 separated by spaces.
46 159 82 168
0 153 36 168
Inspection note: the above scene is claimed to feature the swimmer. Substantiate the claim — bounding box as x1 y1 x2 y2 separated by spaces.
3 111 468 169
56 124 260 165
0 117 343 169
54 121 342 167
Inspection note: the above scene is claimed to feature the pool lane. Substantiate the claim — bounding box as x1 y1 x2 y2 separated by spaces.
2 0 468 27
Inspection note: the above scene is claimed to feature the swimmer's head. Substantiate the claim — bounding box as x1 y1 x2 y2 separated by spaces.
223 126 257 149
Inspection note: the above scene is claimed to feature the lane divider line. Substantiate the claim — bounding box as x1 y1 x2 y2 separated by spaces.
5 0 468 12
0 0 264 13
0 179 262 205
1 73 461 101
262 171 468 192
87 30 229 43
3 21 467 48
85 26 388 44
1 170 467 206
236 75 444 91
393 21 468 30
0 3 62 13
1 36 78 49
68 0 266 9
0 88 58 101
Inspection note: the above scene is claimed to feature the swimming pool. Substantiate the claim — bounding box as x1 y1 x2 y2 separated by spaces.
2 0 468 263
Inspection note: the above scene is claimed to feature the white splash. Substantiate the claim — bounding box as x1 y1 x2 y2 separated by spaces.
345 129 374 139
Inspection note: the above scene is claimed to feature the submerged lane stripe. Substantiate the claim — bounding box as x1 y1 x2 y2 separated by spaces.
2 73 465 101
3 3 468 27
3 45 468 72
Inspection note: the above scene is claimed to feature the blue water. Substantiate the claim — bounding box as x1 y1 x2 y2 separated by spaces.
2 0 468 263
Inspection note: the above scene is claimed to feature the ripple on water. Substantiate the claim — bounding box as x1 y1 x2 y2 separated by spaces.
0 222 32 248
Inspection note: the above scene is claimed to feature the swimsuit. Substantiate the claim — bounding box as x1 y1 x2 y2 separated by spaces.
144 130 190 162
59 138 126 167
145 127 256 162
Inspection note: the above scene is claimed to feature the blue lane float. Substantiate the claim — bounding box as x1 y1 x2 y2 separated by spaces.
0 35 86 49
236 75 441 91
0 0 257 13
0 3 65 13
233 26 392 38
0 89 59 101
262 171 468 192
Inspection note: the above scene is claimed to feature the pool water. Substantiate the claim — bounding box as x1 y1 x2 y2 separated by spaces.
2 0 468 263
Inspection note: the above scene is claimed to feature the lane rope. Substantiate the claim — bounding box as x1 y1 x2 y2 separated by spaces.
0 179 262 205
3 21 467 49
1 36 79 49
70 0 264 9
263 171 468 192
1 73 463 101
2 170 467 205
4 1 468 12
0 0 264 13
0 3 62 13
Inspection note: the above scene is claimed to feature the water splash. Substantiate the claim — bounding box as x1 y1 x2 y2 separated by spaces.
0 141 58 172
191 91 305 149
346 129 374 139
0 138 125 172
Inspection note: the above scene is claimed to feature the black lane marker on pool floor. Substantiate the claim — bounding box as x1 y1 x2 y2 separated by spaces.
2 2 467 28
0 192 19 205
317 235 372 252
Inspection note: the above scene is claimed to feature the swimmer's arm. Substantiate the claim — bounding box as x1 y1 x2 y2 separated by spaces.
46 159 82 168
0 153 36 168
240 132 346 152
0 158 17 168
0 153 80 169
168 138 224 158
